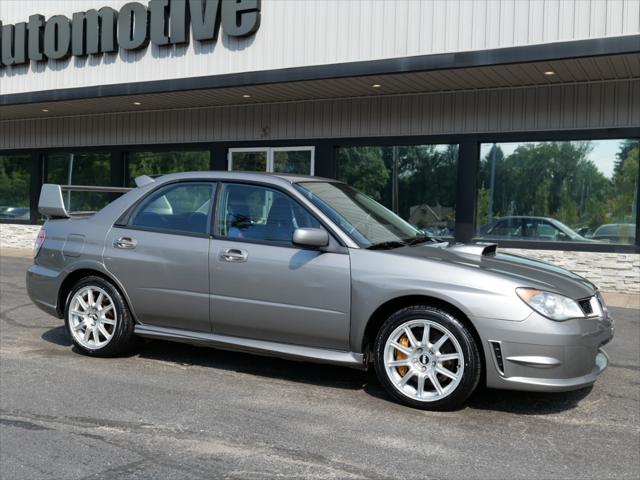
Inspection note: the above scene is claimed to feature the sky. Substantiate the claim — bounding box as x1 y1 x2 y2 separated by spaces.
479 139 624 179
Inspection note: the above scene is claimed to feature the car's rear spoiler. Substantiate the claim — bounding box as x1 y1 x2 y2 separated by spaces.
38 184 133 219
39 176 156 218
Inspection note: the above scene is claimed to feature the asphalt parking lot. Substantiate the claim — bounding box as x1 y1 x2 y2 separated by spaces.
1 252 639 480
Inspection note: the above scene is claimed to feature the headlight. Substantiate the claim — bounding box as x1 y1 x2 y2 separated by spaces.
516 288 585 321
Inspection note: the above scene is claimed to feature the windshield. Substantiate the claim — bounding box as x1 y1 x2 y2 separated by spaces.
296 182 421 247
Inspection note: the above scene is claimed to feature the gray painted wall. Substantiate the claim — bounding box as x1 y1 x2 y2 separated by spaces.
1 79 638 149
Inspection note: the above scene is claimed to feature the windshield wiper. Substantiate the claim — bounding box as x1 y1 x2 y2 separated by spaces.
406 235 430 246
406 235 443 245
366 240 407 250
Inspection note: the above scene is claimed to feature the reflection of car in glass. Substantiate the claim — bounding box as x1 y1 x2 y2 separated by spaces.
28 173 613 410
480 216 591 242
420 226 454 238
592 224 636 244
575 226 594 238
0 206 30 219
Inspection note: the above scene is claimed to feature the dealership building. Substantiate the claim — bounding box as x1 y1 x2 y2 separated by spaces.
1 0 639 292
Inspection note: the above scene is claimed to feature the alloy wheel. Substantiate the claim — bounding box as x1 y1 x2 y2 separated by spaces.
68 286 117 350
383 319 465 402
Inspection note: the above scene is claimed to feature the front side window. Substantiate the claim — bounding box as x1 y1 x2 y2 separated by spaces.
130 182 214 235
215 183 321 244
477 139 639 245
296 182 420 248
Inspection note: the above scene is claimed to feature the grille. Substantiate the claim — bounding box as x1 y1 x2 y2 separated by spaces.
578 298 593 315
578 298 594 316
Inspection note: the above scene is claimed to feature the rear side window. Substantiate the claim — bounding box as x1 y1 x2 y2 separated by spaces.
490 219 522 237
215 183 321 244
130 182 214 235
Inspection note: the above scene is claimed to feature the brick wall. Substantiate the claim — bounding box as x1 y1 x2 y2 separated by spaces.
0 224 39 250
1 224 638 294
504 249 640 294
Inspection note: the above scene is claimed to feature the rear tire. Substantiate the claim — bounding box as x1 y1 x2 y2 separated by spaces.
64 276 137 357
373 305 481 410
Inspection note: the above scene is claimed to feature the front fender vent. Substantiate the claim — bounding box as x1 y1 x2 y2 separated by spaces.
489 341 505 375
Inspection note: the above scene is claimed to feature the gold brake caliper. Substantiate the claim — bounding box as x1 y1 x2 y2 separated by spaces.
395 335 410 376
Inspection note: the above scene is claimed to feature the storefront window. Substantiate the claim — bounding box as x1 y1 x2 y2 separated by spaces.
228 147 314 175
273 149 313 175
127 150 210 186
0 154 31 221
476 139 639 245
47 152 111 213
336 145 458 237
229 149 267 172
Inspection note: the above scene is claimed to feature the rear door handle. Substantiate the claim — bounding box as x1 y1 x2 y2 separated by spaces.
114 236 137 249
221 248 248 262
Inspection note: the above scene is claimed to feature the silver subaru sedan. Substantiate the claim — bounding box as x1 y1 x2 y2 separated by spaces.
27 172 614 410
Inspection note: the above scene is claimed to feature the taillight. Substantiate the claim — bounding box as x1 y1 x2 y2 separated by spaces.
34 229 46 257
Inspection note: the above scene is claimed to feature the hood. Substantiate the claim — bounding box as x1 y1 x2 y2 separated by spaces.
385 242 596 300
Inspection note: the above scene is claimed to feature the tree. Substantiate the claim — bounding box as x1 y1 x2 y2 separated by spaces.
477 141 613 229
0 155 31 212
336 147 390 202
613 139 639 180
610 145 639 223
128 151 209 185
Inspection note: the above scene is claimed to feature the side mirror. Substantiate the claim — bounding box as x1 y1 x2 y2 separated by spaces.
292 228 329 248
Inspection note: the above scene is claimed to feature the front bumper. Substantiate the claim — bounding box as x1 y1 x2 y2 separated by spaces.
474 310 614 392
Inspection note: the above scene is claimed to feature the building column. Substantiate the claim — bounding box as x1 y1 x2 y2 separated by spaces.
454 139 479 244
29 153 44 224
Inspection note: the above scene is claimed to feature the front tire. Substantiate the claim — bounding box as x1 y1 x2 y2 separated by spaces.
64 276 137 357
374 306 481 410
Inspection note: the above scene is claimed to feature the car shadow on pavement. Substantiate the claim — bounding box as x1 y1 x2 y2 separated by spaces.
41 325 72 347
40 329 593 414
465 385 593 415
136 338 597 414
136 338 370 390
361 381 592 414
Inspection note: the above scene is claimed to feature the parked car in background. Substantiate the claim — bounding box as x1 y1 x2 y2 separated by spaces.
592 223 636 244
479 216 591 242
27 173 613 410
575 226 594 238
0 206 30 220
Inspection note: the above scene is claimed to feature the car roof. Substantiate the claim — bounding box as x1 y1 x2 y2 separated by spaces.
148 170 338 186
594 223 636 231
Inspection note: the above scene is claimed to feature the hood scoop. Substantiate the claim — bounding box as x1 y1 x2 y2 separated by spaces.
447 242 497 257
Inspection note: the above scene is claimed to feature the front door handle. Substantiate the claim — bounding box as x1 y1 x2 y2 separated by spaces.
221 248 248 262
114 236 137 249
